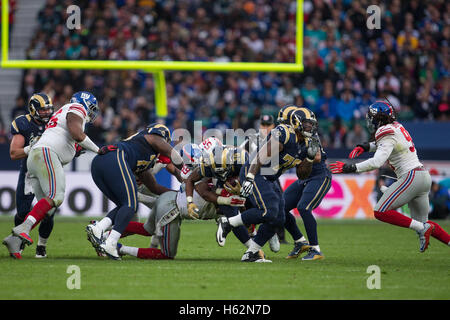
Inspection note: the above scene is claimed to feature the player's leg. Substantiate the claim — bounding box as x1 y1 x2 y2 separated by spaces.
283 180 311 258
3 170 34 259
217 204 252 247
241 179 282 262
12 148 64 245
99 150 139 260
14 169 34 226
374 169 434 251
297 175 332 260
408 181 450 248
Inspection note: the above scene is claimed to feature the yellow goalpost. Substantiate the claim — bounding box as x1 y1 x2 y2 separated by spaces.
1 0 304 117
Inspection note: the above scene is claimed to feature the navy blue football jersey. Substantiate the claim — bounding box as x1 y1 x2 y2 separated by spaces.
10 114 46 171
297 134 330 178
116 123 171 173
249 124 302 180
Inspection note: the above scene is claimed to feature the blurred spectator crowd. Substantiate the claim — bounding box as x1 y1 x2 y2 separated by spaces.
2 0 450 149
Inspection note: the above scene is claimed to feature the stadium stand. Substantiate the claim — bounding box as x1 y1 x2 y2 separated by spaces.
1 0 449 148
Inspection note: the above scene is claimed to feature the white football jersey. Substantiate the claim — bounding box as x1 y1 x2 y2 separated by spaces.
356 122 422 178
177 189 217 220
33 103 88 165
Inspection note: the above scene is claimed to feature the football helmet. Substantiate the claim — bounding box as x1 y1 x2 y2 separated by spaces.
277 105 299 127
179 143 202 169
204 145 247 181
293 107 318 137
70 91 99 123
28 93 54 124
366 101 396 133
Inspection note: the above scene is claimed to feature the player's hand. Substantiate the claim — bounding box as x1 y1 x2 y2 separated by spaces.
157 155 171 164
187 202 200 220
224 179 242 195
98 145 118 155
306 137 320 161
217 195 246 207
240 173 254 198
74 143 85 157
329 161 356 174
348 142 370 159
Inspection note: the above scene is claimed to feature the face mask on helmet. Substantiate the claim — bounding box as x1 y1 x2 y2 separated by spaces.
301 119 318 138
29 94 54 124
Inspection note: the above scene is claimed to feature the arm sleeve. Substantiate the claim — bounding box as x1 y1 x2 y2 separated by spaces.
355 137 395 173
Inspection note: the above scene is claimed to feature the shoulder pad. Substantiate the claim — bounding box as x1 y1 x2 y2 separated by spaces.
147 124 171 142
11 115 30 134
375 124 395 141
273 124 296 145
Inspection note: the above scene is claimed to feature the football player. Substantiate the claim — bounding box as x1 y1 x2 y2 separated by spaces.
184 145 257 253
86 123 185 260
215 105 320 262
2 93 55 259
239 114 284 251
330 101 450 252
116 143 247 259
282 107 331 261
8 91 107 254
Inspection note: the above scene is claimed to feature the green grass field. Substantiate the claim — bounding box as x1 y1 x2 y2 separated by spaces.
0 217 449 300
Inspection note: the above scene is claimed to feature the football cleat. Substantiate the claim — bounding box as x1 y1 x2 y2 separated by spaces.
417 222 434 253
11 225 33 246
268 234 280 253
35 245 47 258
301 248 324 261
241 250 272 263
2 235 24 259
216 216 232 247
99 242 121 260
286 240 311 259
86 223 105 256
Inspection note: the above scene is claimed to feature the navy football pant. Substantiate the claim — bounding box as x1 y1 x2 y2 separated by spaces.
91 150 138 234
239 168 285 247
14 169 54 239
284 176 331 246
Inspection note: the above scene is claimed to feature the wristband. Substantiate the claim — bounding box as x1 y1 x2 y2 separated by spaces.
246 173 255 180
217 196 229 206
306 157 314 163
23 145 31 155
187 196 194 203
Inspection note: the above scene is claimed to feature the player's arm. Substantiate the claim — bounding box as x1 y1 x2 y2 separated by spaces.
145 134 183 170
9 134 27 160
355 137 395 173
137 169 174 195
331 137 395 174
66 112 100 153
195 180 245 207
166 163 183 182
185 167 203 199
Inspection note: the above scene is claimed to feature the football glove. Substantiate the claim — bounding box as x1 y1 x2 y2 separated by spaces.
240 173 255 198
187 200 200 220
224 179 242 195
74 143 85 158
329 161 356 174
29 135 41 147
348 142 370 159
306 137 320 161
217 195 246 207
98 145 118 155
